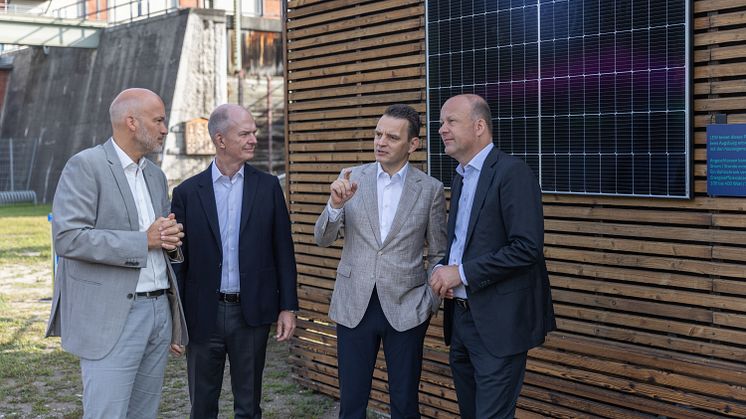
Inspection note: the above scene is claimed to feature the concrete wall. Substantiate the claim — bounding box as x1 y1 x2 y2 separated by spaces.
161 8 227 185
0 7 284 201
0 8 231 202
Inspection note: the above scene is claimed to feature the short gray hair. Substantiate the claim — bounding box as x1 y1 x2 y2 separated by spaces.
207 104 234 139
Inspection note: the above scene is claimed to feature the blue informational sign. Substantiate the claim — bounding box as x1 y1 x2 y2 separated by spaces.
707 124 746 197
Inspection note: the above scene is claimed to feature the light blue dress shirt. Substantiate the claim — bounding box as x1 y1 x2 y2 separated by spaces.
212 161 244 293
449 143 494 299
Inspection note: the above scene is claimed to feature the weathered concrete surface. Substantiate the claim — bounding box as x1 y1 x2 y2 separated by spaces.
0 9 191 202
0 8 284 201
161 8 227 186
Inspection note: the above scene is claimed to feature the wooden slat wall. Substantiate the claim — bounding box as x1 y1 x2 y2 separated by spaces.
286 1 746 417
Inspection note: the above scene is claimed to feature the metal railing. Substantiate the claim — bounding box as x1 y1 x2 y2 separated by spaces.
0 0 179 25
0 3 41 15
51 0 179 24
2 0 271 24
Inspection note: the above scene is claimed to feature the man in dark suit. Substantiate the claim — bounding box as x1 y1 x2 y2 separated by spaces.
171 104 298 419
429 94 556 418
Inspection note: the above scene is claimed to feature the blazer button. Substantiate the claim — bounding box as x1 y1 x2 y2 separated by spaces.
127 293 134 299
377 251 383 256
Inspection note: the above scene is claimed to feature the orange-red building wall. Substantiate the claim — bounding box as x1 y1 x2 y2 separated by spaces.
0 70 10 118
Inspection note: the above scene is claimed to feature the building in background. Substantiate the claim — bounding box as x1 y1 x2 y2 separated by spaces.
0 0 286 202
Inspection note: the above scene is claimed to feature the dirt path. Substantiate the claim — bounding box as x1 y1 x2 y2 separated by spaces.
0 262 341 418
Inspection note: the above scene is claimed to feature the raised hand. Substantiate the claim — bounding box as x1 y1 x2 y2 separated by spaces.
330 169 359 209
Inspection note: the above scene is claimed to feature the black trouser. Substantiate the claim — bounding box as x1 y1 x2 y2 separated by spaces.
187 301 270 419
449 303 528 419
337 288 430 419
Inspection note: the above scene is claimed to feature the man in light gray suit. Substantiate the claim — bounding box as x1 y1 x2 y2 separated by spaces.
46 88 188 419
315 104 447 419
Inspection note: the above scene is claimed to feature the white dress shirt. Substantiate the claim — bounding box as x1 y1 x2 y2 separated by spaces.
111 139 169 292
327 163 408 243
449 143 494 299
212 161 244 293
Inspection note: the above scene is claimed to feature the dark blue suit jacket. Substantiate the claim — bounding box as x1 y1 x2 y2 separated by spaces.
171 163 298 343
443 148 556 357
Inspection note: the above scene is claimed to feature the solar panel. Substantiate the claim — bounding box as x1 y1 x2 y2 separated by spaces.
426 0 691 198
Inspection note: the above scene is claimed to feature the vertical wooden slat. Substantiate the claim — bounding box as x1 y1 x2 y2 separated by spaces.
287 1 746 417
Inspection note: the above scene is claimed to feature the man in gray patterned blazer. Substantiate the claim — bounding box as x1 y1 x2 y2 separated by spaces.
315 104 447 419
46 88 188 418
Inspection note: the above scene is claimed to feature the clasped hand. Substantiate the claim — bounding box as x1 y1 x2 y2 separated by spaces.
429 265 461 298
146 213 184 251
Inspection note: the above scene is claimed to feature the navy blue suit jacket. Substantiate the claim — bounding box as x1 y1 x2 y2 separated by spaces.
171 163 298 343
443 148 556 357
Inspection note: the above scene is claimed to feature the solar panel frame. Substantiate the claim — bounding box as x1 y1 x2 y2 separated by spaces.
425 0 692 198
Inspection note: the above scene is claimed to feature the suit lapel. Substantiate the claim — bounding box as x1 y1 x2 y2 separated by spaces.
103 139 139 230
240 164 258 234
381 166 422 248
464 148 499 249
197 164 222 250
447 173 463 244
361 164 382 248
142 163 162 217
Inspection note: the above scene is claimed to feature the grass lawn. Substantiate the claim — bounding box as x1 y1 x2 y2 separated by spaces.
0 204 335 418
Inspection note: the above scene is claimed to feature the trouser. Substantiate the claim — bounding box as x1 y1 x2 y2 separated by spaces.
80 294 172 419
449 303 527 419
337 288 430 419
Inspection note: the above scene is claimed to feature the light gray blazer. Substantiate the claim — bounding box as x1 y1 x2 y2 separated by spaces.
314 163 447 332
45 139 188 360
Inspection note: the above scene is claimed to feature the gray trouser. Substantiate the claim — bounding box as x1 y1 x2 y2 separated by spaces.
80 294 172 419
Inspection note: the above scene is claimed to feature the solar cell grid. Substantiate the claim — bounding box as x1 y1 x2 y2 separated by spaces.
426 0 690 198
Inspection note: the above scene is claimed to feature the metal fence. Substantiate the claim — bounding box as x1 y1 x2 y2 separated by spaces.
0 136 41 194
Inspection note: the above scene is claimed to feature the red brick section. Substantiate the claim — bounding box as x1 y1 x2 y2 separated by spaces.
179 0 201 9
85 0 107 21
0 69 9 116
263 0 279 17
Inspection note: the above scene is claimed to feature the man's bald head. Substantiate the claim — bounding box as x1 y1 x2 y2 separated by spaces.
459 94 493 134
109 88 164 128
439 94 493 166
109 88 167 161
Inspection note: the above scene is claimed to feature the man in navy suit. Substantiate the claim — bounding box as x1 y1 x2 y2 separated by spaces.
171 104 298 418
429 94 556 418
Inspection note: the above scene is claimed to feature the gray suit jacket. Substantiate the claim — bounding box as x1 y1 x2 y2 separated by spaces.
314 163 447 332
45 139 188 360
